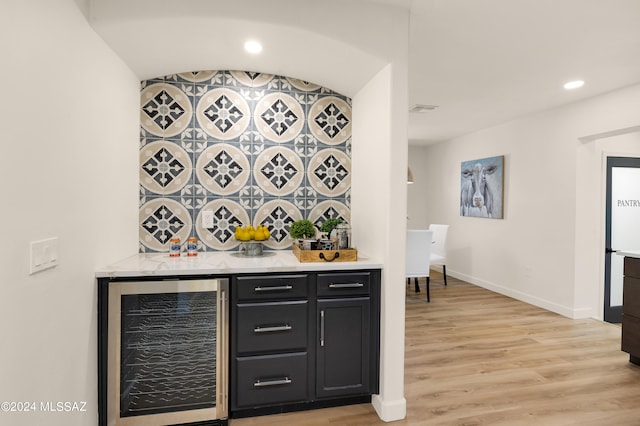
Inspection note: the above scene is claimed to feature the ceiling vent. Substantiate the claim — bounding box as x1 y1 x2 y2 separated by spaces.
409 104 438 113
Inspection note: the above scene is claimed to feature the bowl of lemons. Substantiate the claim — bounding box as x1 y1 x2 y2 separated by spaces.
234 225 270 256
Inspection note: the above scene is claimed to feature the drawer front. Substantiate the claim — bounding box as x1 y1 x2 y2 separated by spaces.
237 301 308 354
623 276 640 317
235 352 308 408
317 272 370 297
625 257 640 279
622 314 640 355
235 274 308 301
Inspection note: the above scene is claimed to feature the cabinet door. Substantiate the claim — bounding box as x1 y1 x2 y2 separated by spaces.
316 297 370 398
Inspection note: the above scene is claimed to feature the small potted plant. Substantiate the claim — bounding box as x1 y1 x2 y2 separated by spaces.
289 219 317 249
319 218 343 249
319 218 343 235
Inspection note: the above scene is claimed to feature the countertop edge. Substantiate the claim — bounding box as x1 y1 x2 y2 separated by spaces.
618 251 640 258
96 251 383 278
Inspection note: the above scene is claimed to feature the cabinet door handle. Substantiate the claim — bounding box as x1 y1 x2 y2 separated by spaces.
254 285 293 292
320 310 325 347
328 283 364 288
254 377 292 388
254 324 292 333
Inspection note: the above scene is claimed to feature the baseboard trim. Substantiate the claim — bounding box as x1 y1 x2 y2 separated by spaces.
447 270 595 319
372 394 406 422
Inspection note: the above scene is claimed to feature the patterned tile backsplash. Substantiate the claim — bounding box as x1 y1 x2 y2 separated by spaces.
139 70 352 253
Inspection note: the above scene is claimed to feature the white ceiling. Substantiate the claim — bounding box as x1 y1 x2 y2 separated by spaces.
408 0 640 145
87 0 640 146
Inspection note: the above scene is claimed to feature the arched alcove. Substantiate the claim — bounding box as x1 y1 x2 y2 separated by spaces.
139 70 353 253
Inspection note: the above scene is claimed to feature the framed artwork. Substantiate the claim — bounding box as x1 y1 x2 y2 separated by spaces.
460 155 504 219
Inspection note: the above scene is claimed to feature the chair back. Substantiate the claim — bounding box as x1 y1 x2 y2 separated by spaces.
406 230 433 278
428 224 449 259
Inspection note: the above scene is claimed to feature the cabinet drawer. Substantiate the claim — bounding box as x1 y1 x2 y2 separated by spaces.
622 314 640 355
235 352 308 408
623 277 640 317
237 301 308 354
625 257 640 279
317 272 370 297
235 274 308 301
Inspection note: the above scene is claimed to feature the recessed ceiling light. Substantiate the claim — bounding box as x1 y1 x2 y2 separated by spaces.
244 40 263 54
563 80 585 90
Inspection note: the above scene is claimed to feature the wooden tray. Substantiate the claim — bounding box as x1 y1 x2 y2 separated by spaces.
292 243 357 263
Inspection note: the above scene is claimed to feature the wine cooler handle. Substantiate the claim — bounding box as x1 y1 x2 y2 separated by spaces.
220 285 228 409
254 377 292 387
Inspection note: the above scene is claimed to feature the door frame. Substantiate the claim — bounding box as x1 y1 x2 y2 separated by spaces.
604 156 640 323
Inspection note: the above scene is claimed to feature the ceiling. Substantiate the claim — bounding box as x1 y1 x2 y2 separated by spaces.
86 0 640 146
407 0 640 145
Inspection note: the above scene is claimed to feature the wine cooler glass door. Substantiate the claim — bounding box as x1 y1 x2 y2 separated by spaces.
107 279 228 426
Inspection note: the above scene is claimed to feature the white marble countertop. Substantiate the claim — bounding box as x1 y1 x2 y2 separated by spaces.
96 250 383 278
618 251 640 258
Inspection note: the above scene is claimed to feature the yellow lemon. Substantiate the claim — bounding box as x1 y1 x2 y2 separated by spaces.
238 229 251 241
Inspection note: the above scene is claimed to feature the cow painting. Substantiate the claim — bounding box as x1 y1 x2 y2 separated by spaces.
460 155 504 219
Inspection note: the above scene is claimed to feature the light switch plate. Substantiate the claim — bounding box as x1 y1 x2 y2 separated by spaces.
202 210 214 228
30 237 59 275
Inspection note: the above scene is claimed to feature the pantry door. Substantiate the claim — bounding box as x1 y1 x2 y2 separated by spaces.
604 157 640 323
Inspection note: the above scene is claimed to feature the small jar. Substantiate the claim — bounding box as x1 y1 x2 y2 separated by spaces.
336 224 351 249
169 238 181 257
187 237 198 257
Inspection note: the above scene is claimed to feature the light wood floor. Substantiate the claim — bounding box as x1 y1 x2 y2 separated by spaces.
230 273 640 425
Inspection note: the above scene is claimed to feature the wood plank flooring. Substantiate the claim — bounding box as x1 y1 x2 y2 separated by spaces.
230 273 640 425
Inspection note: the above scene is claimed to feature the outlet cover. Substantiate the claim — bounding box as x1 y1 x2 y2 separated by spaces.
202 210 214 228
30 237 59 275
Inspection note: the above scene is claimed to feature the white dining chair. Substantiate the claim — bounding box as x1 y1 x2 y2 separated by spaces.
406 230 433 302
429 224 449 286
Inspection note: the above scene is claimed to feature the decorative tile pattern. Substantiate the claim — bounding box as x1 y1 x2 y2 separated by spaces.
140 70 352 253
195 144 249 196
230 71 274 87
178 70 219 83
308 96 351 145
254 200 303 249
196 88 250 140
140 141 192 194
140 83 192 137
285 77 321 92
139 198 192 252
195 199 250 251
254 146 305 196
254 93 304 142
307 148 351 196
309 200 351 230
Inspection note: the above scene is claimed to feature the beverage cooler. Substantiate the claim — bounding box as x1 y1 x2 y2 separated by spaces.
98 278 229 426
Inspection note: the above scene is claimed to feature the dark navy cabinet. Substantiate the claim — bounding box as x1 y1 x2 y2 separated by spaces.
230 270 380 418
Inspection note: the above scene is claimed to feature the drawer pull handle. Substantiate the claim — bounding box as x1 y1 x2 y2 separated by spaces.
254 325 292 333
328 283 364 289
254 285 293 292
254 377 292 388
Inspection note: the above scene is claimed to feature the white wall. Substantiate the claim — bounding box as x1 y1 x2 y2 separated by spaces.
409 83 640 320
0 1 139 424
352 61 408 421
